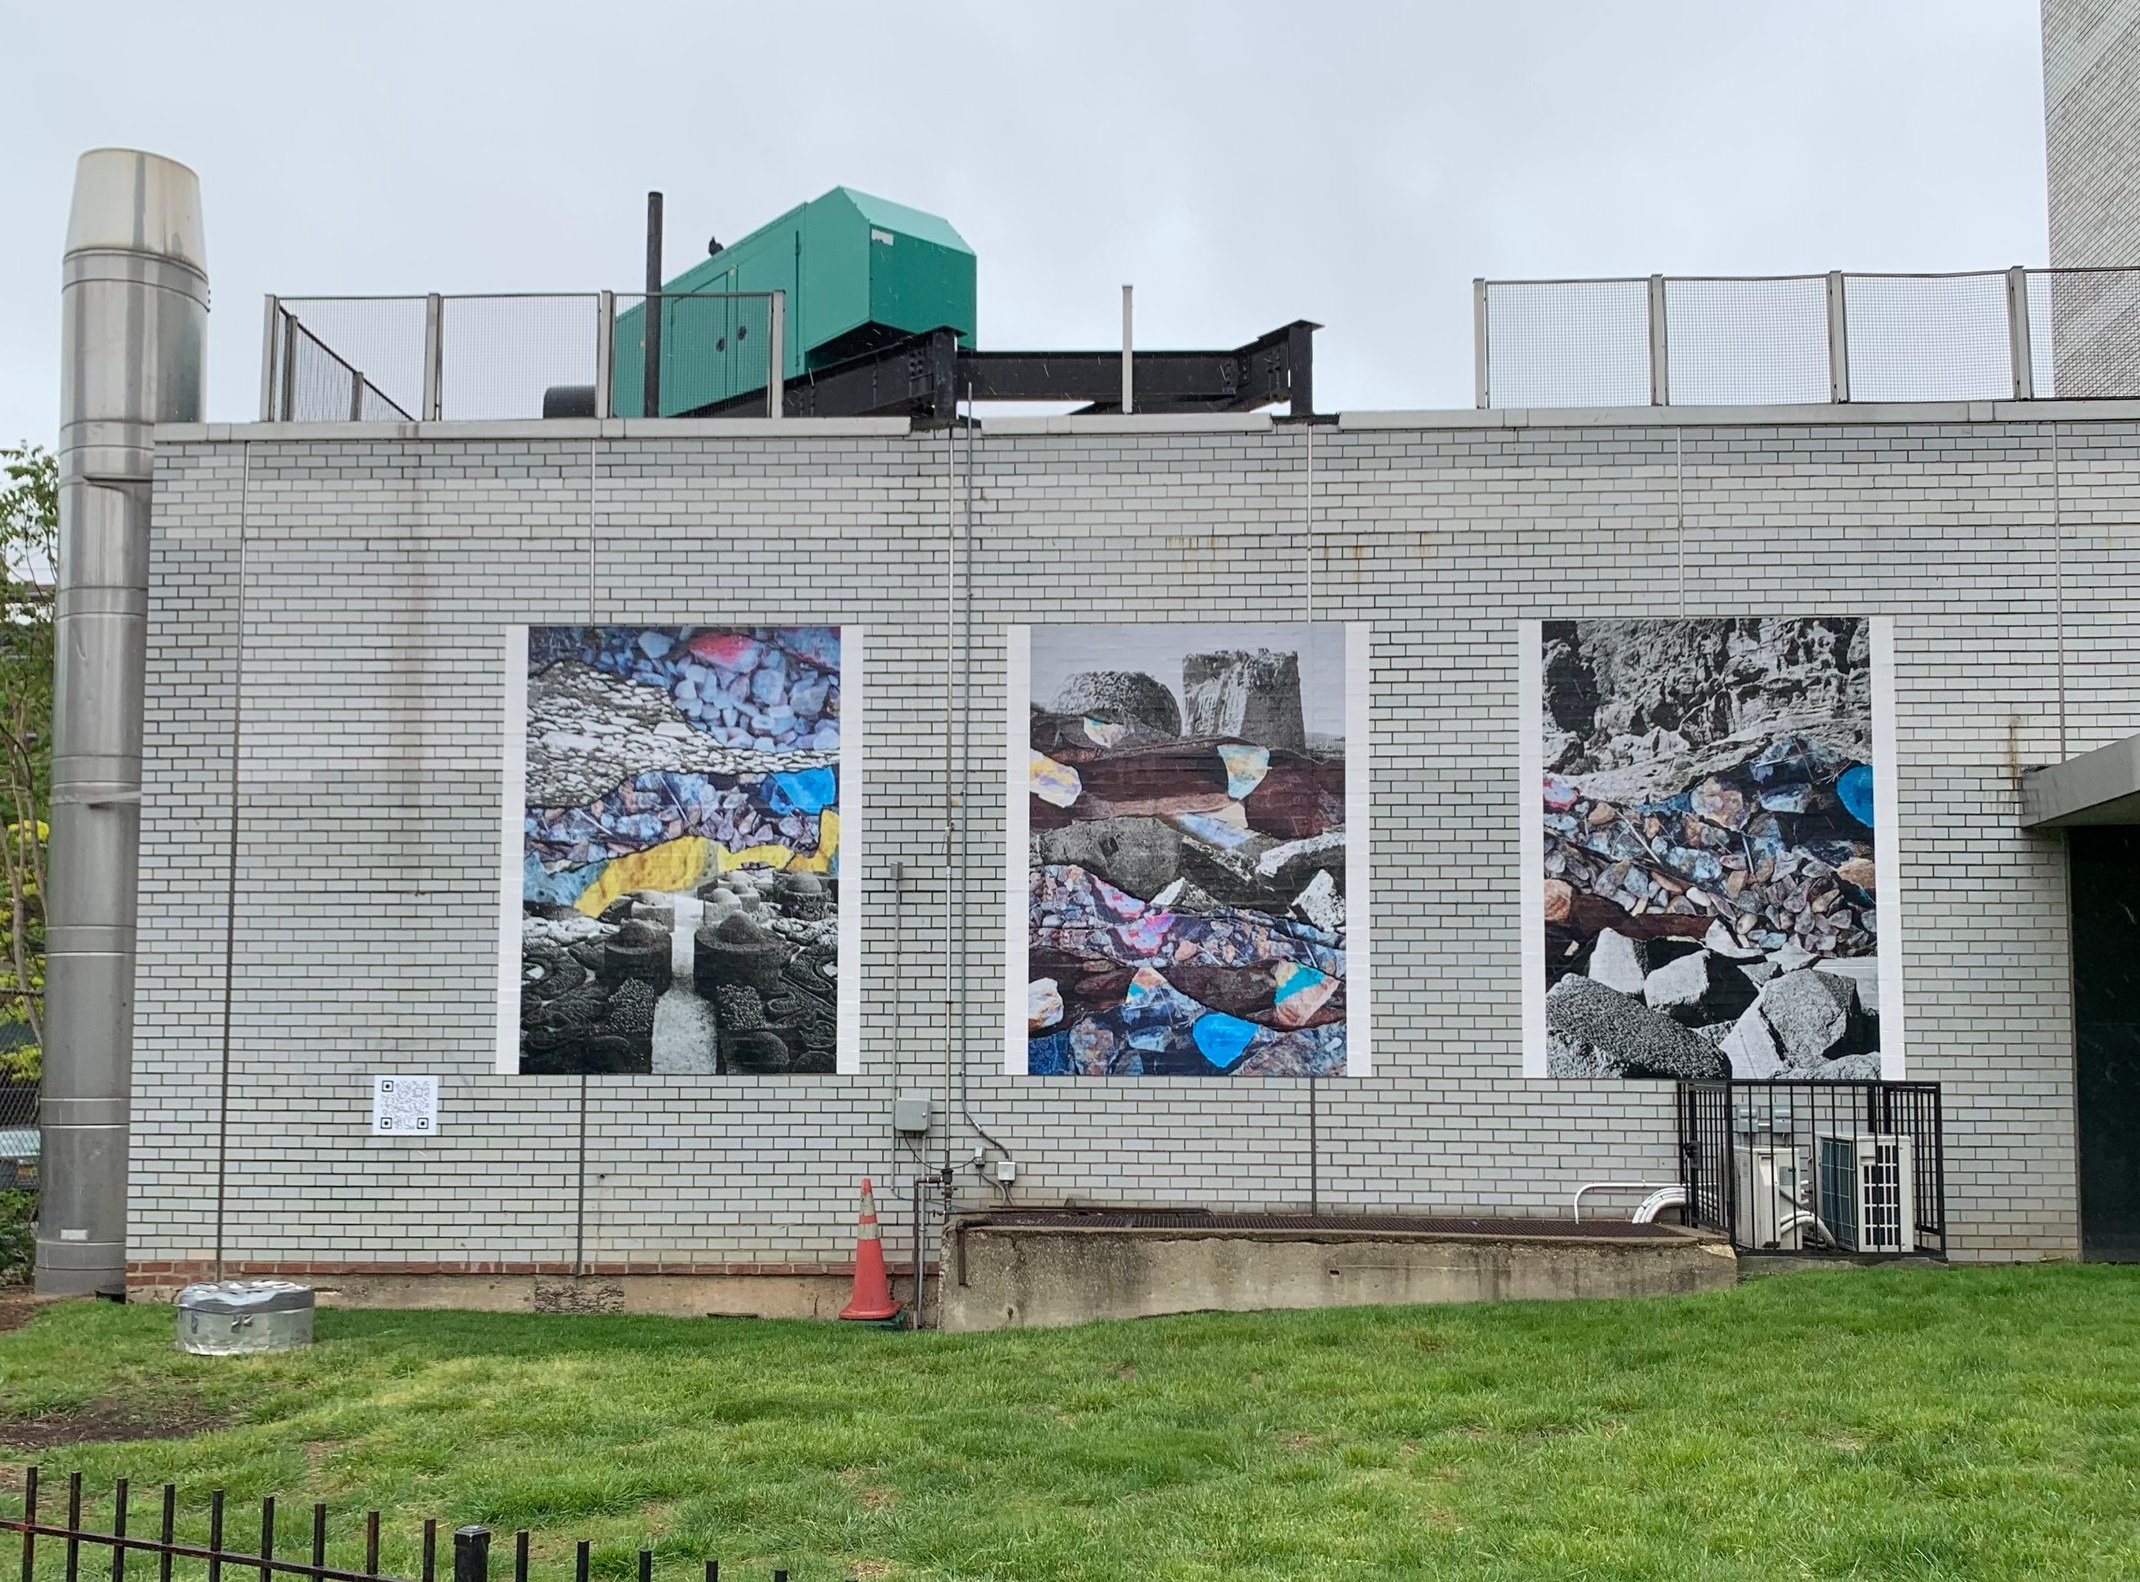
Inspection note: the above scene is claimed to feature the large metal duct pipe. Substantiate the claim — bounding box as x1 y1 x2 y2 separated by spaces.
40 150 207 1294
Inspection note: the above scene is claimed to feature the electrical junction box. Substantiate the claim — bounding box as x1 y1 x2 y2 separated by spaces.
894 1095 933 1135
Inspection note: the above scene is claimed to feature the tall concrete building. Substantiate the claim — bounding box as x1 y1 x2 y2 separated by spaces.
2045 0 2140 268
2043 0 2140 391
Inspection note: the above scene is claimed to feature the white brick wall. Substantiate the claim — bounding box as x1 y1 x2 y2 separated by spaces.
133 410 2125 1272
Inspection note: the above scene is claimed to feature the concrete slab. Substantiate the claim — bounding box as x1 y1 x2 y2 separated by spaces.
938 1211 1736 1332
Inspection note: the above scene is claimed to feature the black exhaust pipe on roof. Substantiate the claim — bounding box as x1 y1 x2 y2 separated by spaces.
643 190 663 419
546 191 665 421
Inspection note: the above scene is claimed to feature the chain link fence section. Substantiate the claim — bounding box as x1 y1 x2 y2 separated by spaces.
1 1075 35 1193
1480 266 2140 409
270 298 426 420
268 311 413 422
2032 267 2140 399
260 269 2140 420
1663 276 1830 405
263 292 783 421
438 295 599 421
1479 278 1650 408
1844 272 2013 403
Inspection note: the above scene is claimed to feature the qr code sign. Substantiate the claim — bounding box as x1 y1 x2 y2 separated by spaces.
372 1075 440 1136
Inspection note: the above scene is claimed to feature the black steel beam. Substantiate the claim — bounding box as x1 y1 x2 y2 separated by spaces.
969 321 1319 414
679 320 1319 421
684 329 959 420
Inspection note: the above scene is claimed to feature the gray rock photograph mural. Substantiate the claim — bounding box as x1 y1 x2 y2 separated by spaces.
1521 617 1900 1081
498 625 862 1076
1006 623 1371 1077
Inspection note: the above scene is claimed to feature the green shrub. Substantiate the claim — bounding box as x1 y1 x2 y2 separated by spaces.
0 1188 32 1284
0 1039 37 1083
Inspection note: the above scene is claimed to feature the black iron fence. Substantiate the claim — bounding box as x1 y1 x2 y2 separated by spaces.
6 1471 845 1582
1677 1079 1945 1256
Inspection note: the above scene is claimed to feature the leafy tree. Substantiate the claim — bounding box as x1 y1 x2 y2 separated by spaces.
0 444 54 1081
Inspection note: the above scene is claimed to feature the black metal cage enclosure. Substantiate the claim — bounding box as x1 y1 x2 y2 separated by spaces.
1677 1080 1945 1256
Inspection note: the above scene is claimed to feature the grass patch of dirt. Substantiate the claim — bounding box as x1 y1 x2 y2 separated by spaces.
0 1395 227 1450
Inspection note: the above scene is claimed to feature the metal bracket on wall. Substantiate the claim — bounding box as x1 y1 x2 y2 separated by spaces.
49 787 142 808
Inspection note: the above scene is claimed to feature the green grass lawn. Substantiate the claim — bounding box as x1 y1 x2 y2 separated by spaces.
3 1266 2140 1581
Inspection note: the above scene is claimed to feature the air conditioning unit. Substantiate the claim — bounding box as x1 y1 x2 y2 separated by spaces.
1816 1131 1916 1253
1731 1146 1810 1250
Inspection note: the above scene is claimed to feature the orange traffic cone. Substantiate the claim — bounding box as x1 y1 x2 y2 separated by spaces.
839 1177 902 1322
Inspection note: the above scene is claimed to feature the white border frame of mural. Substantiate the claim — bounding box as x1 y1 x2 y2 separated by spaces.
1518 616 1904 1079
1003 621 1373 1077
495 624 866 1075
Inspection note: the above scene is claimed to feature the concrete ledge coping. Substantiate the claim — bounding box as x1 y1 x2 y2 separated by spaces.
155 398 2140 449
2020 730 2140 826
983 412 1275 435
958 1223 1717 1250
157 400 2140 445
157 413 1278 444
951 1212 1720 1250
155 416 914 443
1340 398 2140 431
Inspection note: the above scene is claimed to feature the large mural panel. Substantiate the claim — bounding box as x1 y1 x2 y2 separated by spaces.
498 625 861 1075
1521 616 1901 1080
1007 623 1371 1077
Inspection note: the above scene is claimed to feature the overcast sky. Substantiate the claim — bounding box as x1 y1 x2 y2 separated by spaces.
2 1 2047 445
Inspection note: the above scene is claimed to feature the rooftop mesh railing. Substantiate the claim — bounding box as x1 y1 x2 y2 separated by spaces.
260 291 785 422
264 304 416 422
1476 267 2140 408
266 268 2140 421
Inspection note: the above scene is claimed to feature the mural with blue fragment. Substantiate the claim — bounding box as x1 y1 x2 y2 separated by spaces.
1020 621 1358 1077
512 625 848 1079
1538 616 1885 1082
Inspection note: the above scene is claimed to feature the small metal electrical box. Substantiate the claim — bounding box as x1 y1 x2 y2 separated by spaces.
893 1095 933 1135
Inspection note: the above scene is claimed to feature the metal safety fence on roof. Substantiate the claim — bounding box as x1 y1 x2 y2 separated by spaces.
260 291 786 424
1475 266 2140 409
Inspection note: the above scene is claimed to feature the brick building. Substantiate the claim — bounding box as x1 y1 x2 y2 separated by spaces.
69 2 2140 1305
121 402 2122 1299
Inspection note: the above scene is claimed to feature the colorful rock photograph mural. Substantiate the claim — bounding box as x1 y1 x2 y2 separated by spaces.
1521 617 1901 1081
1007 623 1371 1077
498 625 861 1075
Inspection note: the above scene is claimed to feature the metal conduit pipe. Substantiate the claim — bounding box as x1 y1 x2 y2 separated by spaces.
957 398 974 1144
41 149 208 1294
955 394 1011 1182
941 421 957 1191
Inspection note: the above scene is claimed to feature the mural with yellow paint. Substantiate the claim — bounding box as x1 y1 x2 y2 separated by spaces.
501 625 862 1077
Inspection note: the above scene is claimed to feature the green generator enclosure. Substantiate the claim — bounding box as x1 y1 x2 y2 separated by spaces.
612 187 975 417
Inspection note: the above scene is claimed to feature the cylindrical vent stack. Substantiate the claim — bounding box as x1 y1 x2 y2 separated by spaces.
41 149 207 1294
